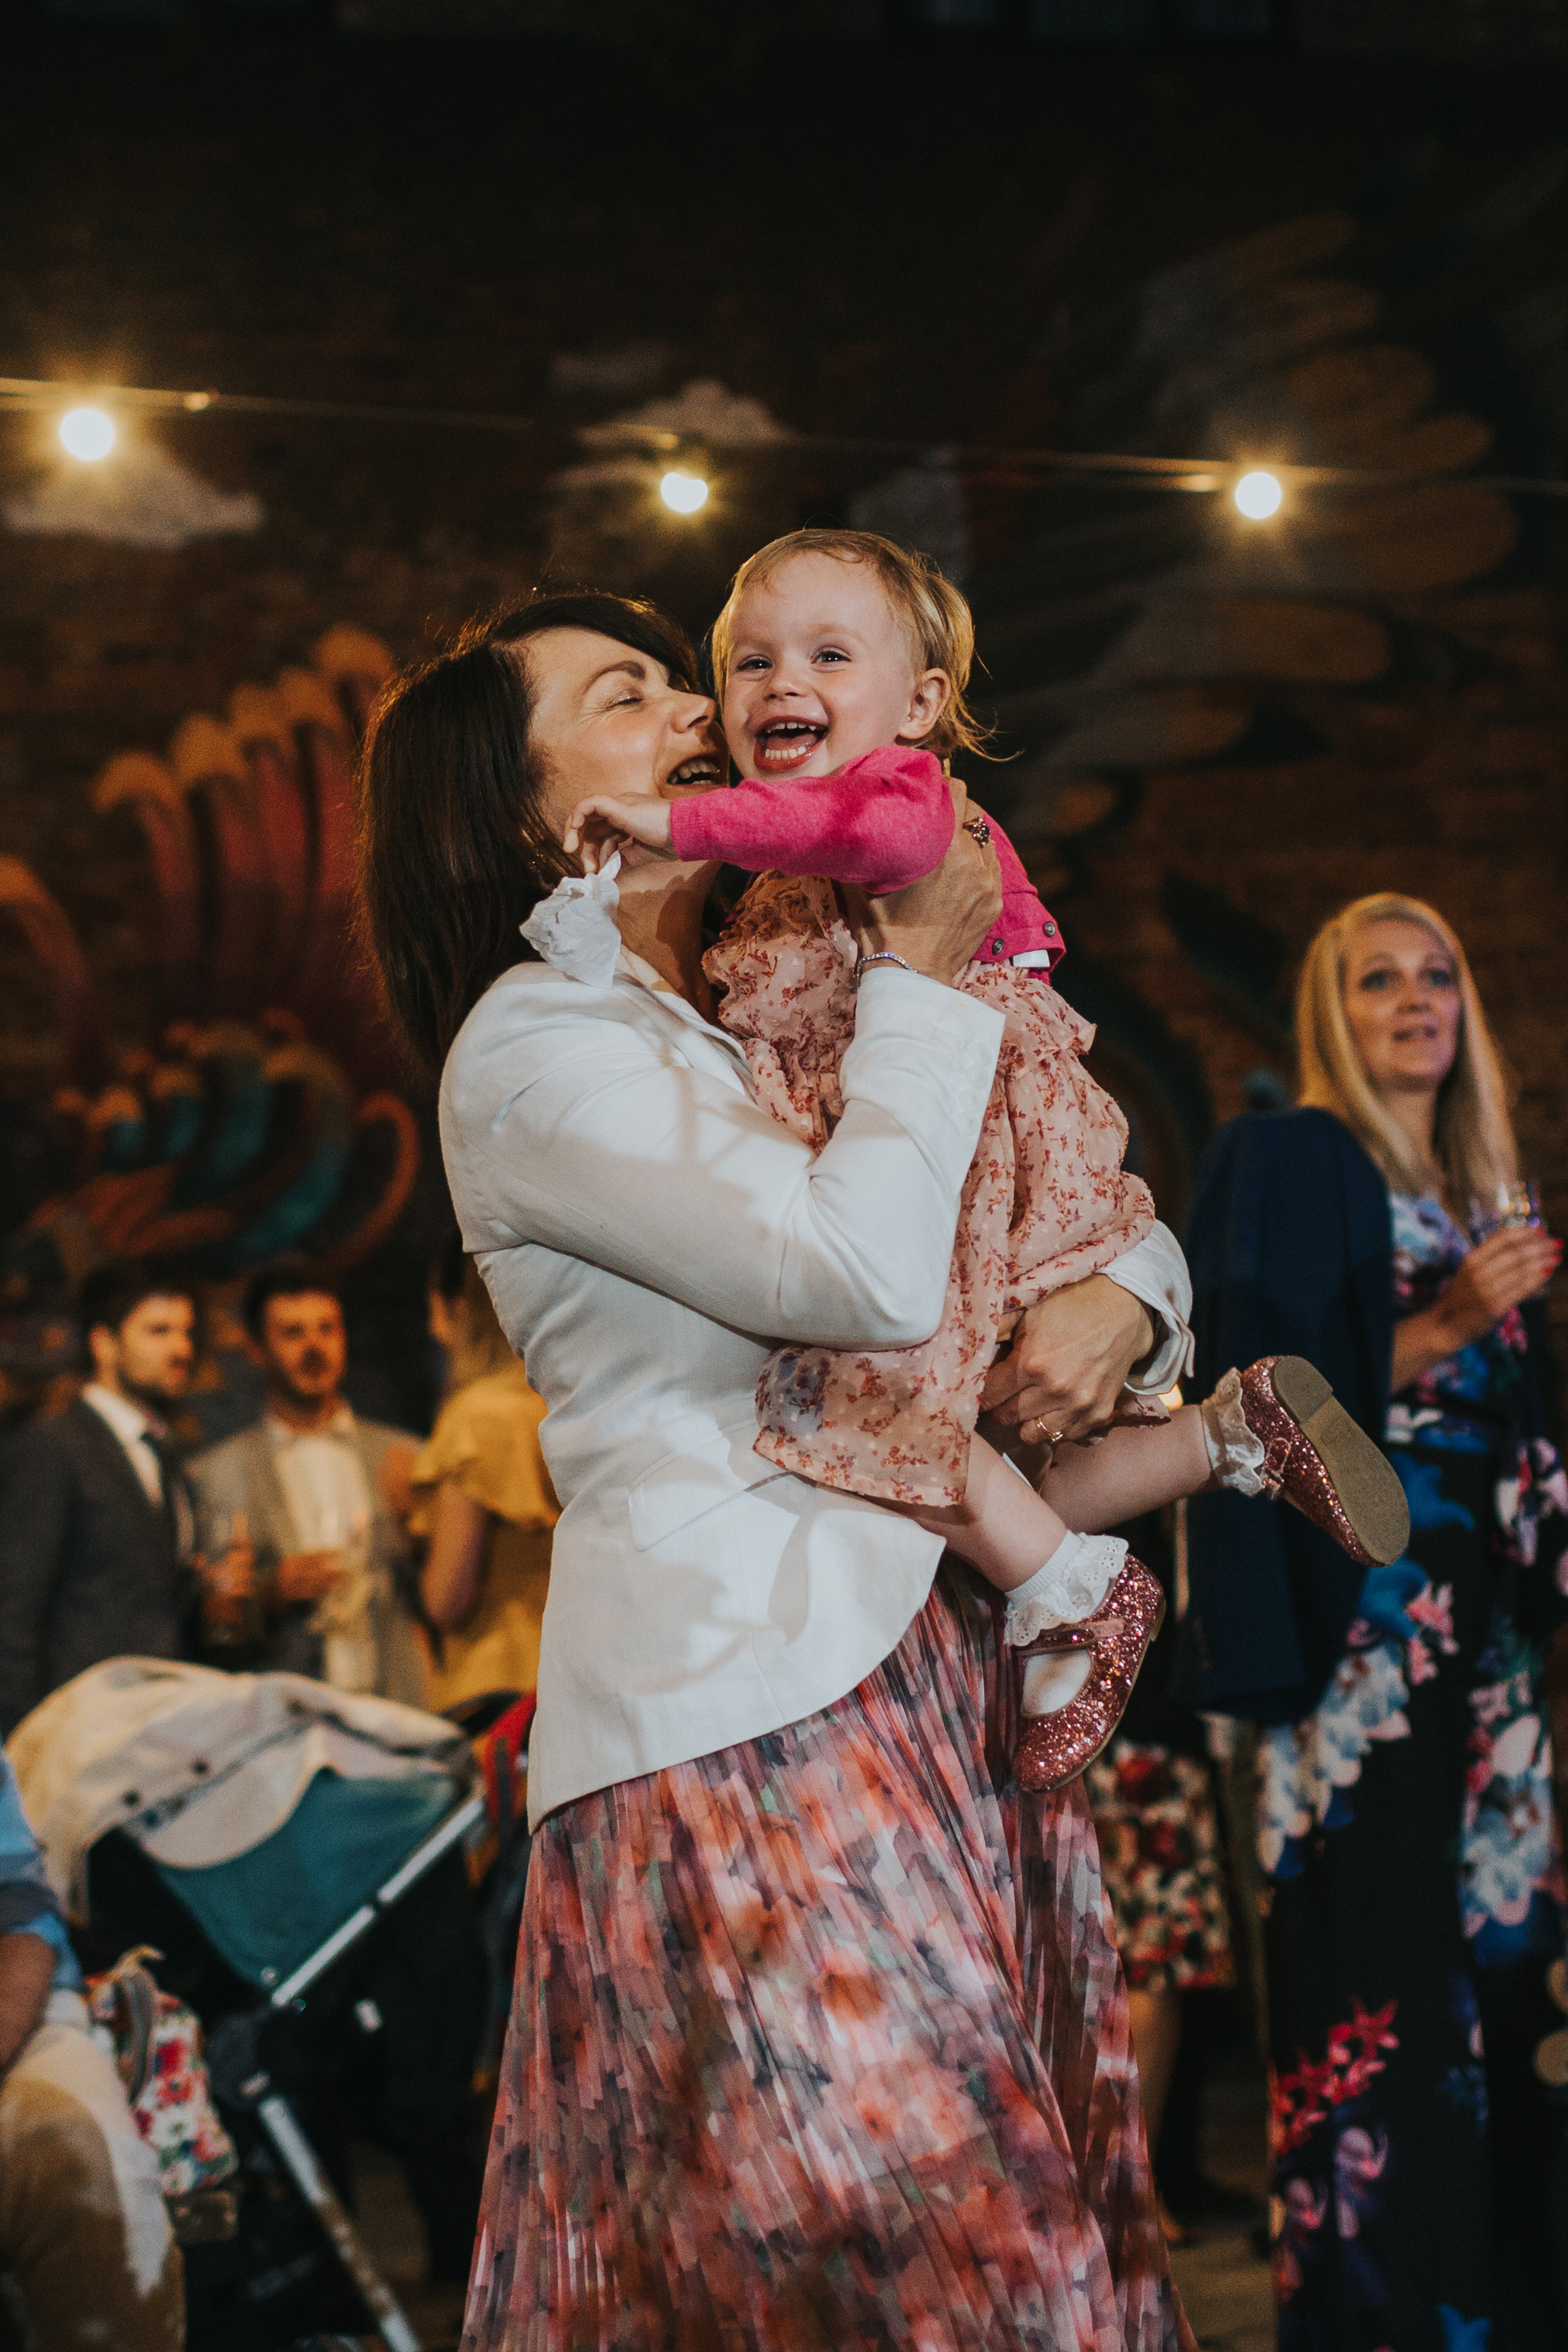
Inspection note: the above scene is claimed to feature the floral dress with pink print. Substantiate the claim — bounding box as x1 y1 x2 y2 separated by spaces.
706 872 1155 1507
1257 1191 1568 2352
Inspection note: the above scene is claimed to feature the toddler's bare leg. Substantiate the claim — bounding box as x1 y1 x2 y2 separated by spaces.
896 1436 1099 1712
1038 1405 1212 1532
900 1433 1073 1594
896 1413 1212 1594
896 1430 1185 1731
891 1411 1216 1739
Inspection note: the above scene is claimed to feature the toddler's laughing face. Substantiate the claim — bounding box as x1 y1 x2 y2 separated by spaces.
721 552 950 781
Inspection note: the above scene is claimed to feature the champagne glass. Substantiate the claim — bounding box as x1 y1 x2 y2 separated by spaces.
1468 1179 1542 1242
203 1510 262 1650
1469 1179 1555 1301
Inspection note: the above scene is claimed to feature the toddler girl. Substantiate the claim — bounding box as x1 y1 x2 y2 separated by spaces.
562 529 1408 1788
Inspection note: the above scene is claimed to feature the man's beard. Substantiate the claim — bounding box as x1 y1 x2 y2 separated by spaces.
277 1353 336 1407
121 1368 186 1415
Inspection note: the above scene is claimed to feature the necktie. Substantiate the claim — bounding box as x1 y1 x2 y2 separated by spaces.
147 1434 183 1557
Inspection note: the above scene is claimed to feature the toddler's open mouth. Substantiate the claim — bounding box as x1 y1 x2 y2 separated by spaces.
753 719 828 771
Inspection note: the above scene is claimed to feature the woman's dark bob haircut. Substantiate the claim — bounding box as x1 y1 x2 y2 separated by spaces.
356 593 699 1074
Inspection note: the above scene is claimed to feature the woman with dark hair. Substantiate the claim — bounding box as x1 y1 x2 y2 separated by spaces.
1180 894 1568 2352
358 592 1200 2351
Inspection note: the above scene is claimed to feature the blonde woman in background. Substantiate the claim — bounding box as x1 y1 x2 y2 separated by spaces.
1180 893 1567 2352
408 1236 558 1712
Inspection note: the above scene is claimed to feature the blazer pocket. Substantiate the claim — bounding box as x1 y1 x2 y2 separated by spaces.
628 1421 789 1553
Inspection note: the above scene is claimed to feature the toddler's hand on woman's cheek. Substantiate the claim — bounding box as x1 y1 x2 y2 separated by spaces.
563 792 675 874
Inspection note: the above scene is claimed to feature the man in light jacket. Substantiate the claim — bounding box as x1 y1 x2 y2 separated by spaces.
186 1260 423 1706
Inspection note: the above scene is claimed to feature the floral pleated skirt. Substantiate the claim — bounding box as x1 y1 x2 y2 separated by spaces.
462 1565 1193 2352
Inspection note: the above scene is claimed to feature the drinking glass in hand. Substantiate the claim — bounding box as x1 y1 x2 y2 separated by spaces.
1468 1179 1542 1242
201 1511 263 1651
1469 1179 1555 1303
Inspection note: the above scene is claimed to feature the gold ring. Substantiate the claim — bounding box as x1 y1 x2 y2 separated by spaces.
964 815 992 847
1027 1418 1065 1450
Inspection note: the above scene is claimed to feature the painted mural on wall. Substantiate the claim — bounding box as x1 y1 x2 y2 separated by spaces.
0 628 423 1421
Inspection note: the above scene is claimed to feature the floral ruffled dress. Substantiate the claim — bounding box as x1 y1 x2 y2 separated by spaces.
707 872 1156 1507
1257 1191 1568 2352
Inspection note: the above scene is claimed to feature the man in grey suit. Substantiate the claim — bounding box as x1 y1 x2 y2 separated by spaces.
187 1259 423 1705
0 1263 200 1736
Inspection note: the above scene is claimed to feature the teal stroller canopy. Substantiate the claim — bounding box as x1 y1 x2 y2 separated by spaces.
153 1767 460 1990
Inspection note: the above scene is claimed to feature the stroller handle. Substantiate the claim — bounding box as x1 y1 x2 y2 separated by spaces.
268 1791 486 2010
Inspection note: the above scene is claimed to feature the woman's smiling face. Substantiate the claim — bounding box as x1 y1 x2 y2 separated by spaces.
1341 917 1462 1099
521 627 724 862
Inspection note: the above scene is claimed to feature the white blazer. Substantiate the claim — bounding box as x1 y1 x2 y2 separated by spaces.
440 953 1191 1827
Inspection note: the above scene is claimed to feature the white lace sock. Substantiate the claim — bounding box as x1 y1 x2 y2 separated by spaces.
1003 1531 1128 1650
1202 1367 1270 1496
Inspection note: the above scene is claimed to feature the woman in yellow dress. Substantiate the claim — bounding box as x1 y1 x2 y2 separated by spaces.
408 1241 558 1713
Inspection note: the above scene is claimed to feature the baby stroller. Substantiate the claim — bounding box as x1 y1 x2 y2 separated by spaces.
11 1660 492 2352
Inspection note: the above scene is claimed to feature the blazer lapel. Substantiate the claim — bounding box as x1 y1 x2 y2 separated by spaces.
243 1426 302 1559
617 970 754 1088
72 1399 167 1540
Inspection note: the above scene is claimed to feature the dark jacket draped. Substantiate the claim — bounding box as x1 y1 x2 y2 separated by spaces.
1174 1107 1394 1726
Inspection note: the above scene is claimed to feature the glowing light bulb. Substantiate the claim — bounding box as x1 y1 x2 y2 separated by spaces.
59 406 116 462
1234 468 1283 521
659 470 709 514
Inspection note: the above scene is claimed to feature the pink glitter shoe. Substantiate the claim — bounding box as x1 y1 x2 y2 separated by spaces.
1239 1355 1409 1567
1012 1556 1166 1794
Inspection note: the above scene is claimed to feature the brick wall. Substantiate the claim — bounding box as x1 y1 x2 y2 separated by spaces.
1299 0 1568 55
1062 599 1568 1312
4 26 1567 1353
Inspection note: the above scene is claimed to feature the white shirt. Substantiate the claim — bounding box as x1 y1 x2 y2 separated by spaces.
266 1406 372 1551
443 952 1193 1828
81 1384 167 1510
266 1407 378 1695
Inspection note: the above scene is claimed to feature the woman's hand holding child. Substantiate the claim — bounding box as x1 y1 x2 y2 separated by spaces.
845 780 1000 986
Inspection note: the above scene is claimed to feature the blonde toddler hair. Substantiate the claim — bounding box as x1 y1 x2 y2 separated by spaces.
1295 891 1517 1205
709 527 990 758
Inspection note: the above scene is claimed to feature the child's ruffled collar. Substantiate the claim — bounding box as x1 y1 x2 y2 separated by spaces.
519 853 623 989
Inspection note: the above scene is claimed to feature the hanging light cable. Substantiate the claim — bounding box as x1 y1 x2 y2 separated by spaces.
3 373 1565 502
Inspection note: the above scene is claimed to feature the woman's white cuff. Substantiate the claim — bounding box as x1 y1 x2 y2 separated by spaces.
519 852 623 988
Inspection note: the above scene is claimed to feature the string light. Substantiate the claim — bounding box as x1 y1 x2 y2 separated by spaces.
58 407 115 462
659 470 709 514
2 376 1564 503
1234 469 1283 520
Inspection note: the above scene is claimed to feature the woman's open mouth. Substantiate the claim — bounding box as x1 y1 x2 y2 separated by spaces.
754 720 828 771
667 754 725 788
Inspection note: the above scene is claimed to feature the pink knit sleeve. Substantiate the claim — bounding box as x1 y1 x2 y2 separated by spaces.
668 747 955 895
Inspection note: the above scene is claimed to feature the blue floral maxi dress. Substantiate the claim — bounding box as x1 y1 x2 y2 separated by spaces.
1257 1194 1568 2352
